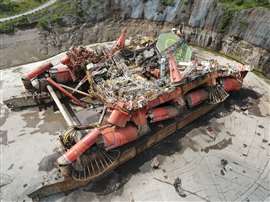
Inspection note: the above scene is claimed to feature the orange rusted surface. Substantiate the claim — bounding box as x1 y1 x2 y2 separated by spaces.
168 52 183 83
24 62 53 80
131 109 147 126
149 106 179 122
223 78 242 92
54 64 74 83
63 129 101 163
185 89 208 107
102 125 138 149
107 109 130 127
116 28 127 49
47 77 85 107
147 88 182 109
60 55 71 66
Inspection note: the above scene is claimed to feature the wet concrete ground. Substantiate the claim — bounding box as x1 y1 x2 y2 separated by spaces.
0 48 270 202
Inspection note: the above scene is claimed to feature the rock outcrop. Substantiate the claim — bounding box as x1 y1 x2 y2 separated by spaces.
108 0 270 77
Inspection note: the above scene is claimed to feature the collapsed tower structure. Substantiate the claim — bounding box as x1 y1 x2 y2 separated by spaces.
4 28 250 198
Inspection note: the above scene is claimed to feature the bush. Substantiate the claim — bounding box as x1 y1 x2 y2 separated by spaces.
0 22 15 33
218 0 270 9
0 0 48 18
217 0 270 33
0 1 76 33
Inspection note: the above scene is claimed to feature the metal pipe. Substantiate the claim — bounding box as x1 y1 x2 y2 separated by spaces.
160 57 166 79
149 106 180 123
57 128 101 165
23 62 53 81
59 83 90 97
222 78 242 92
102 125 138 150
72 76 88 93
47 77 85 107
98 106 107 125
47 85 76 127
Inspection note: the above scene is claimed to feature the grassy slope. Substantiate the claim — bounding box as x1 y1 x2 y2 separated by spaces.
217 0 270 32
0 0 78 33
0 0 269 34
0 0 49 18
218 0 270 10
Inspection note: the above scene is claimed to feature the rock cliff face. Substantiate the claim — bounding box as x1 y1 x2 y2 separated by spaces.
109 0 270 77
1 0 269 77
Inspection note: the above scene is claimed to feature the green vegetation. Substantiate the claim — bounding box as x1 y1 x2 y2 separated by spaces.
0 22 15 33
1 0 270 34
0 0 48 18
37 1 78 30
217 0 270 33
0 1 79 33
218 0 270 10
161 0 175 6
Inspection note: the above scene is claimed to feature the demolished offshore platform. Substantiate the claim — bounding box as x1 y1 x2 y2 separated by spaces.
4 28 250 199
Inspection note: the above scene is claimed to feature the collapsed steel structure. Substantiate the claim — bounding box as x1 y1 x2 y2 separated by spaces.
4 28 250 199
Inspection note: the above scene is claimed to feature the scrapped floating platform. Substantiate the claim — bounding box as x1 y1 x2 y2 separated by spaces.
3 28 251 199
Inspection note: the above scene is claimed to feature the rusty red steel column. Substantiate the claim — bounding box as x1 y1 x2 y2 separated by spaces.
101 125 138 150
147 88 182 109
115 27 127 49
185 89 209 108
149 106 180 123
57 128 101 165
131 109 147 126
22 62 53 91
60 54 71 66
168 52 183 83
222 78 242 92
49 64 74 83
46 77 85 107
110 28 127 55
22 62 53 81
107 109 130 127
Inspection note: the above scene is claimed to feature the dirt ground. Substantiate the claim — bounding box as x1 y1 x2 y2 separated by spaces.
0 48 269 202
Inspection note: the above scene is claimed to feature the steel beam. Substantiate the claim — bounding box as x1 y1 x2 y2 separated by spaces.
47 85 76 127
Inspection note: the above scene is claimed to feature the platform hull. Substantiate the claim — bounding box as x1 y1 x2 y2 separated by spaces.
29 103 218 200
